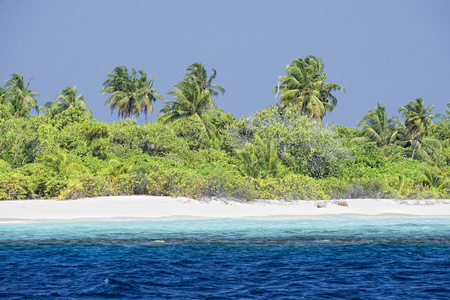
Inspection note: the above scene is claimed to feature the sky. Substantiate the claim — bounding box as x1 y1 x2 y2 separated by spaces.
0 0 449 127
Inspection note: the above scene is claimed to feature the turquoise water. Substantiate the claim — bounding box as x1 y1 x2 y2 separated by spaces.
1 217 449 299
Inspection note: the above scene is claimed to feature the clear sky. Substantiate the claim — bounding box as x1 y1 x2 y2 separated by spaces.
1 0 449 127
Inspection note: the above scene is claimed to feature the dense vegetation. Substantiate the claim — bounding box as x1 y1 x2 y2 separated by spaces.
1 56 449 200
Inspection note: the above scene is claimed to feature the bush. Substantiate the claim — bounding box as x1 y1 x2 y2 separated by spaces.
327 178 396 199
259 174 329 200
0 172 30 200
227 104 350 178
202 172 259 200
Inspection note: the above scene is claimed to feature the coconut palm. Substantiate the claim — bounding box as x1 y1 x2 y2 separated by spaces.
42 150 88 177
159 63 224 137
436 102 450 120
417 164 450 189
231 136 288 186
42 86 92 118
39 101 59 117
277 56 344 122
414 138 445 166
355 104 398 147
5 74 40 117
399 98 435 159
184 63 225 96
56 86 92 116
107 159 133 181
101 66 162 120
133 71 162 119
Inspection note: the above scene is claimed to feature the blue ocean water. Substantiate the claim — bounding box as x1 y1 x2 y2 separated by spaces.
0 217 449 299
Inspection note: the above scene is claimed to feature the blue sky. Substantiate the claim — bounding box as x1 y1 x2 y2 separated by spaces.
0 0 449 127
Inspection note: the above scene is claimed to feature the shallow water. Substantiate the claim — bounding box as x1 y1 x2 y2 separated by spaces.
1 217 449 299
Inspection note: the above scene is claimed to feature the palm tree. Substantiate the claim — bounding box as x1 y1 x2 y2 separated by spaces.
41 86 92 118
42 150 88 177
277 56 344 122
355 104 398 147
5 74 40 117
417 164 450 190
159 63 225 137
101 66 162 120
231 136 288 186
56 86 92 116
107 159 133 181
399 98 435 159
436 102 450 120
40 101 59 117
184 63 225 96
133 71 162 119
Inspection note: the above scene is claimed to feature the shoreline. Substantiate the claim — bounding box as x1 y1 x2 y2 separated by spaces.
0 196 449 223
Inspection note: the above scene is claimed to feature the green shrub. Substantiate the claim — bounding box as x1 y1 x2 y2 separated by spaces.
326 178 396 199
202 172 259 200
0 172 30 200
259 174 329 200
227 105 349 178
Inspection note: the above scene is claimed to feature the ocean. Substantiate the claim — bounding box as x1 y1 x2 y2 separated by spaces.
0 217 449 299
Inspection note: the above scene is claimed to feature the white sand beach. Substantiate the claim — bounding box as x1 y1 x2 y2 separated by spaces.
0 196 449 222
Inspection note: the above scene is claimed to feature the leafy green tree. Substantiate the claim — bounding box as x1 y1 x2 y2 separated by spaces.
0 85 7 105
41 86 92 118
277 56 344 122
399 98 435 159
4 74 40 117
227 105 349 178
0 116 53 167
101 66 162 120
159 63 225 137
355 104 398 147
0 85 13 119
431 119 450 141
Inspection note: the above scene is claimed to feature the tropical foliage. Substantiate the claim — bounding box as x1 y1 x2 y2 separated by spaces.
227 105 349 178
277 55 344 122
41 86 92 118
4 74 40 117
399 98 435 159
231 136 287 186
0 57 449 200
101 66 162 120
355 104 398 147
159 63 225 137
417 164 450 190
42 150 88 177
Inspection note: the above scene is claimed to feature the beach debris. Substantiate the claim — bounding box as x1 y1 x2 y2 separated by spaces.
315 201 328 208
336 200 348 207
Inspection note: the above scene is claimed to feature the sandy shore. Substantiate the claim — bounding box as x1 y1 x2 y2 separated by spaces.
0 196 449 222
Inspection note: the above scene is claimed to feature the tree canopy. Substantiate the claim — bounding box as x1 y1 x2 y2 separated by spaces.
159 63 225 137
4 74 40 117
399 98 435 159
277 56 344 122
101 66 162 120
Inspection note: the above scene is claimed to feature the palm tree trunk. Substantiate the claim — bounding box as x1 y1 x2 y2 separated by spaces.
274 79 280 103
411 136 419 159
